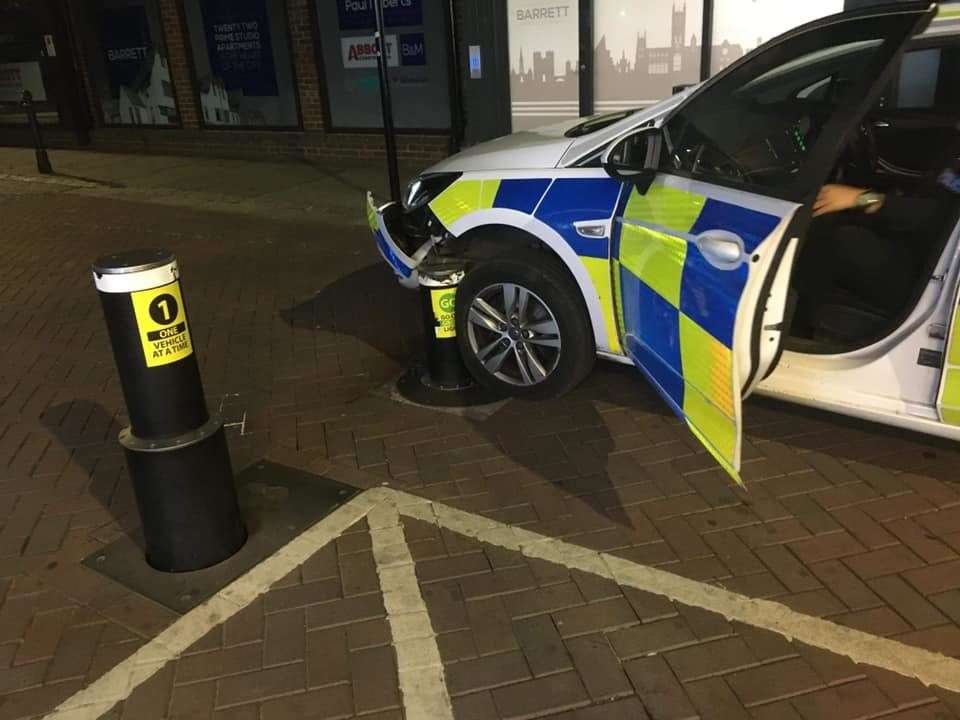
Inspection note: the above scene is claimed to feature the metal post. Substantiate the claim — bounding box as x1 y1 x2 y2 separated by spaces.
20 91 53 175
92 248 246 572
373 0 402 204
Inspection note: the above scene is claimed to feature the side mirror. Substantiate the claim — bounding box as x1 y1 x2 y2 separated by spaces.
601 126 662 194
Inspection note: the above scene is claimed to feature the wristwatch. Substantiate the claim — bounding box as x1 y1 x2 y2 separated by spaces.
855 191 885 211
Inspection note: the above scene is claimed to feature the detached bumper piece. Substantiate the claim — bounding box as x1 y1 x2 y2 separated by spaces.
367 192 427 288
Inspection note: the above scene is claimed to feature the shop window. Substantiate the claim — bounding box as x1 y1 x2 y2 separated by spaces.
0 7 60 125
314 0 451 130
182 0 299 128
83 0 179 126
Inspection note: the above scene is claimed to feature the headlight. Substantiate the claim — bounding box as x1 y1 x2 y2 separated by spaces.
403 172 461 211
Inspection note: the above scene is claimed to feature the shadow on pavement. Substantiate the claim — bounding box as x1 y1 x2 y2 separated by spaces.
472 363 678 530
279 263 421 365
40 400 141 545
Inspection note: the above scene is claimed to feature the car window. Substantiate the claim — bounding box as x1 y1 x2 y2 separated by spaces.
896 44 960 110
660 15 913 194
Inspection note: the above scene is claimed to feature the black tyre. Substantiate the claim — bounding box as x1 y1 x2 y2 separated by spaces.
455 251 596 399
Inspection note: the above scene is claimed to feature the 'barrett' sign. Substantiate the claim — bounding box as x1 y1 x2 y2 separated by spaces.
337 0 422 30
513 4 572 21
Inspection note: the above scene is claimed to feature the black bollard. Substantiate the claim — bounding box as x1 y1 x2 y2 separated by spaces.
20 91 52 175
396 267 496 407
92 249 246 572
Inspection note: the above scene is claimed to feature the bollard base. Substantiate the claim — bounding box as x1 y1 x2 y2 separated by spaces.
396 363 500 408
121 417 246 573
83 461 358 613
35 150 52 175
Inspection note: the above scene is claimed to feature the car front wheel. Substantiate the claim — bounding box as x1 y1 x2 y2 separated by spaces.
455 253 595 399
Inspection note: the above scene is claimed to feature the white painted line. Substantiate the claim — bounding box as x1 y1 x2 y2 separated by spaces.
44 484 960 720
392 489 960 693
369 502 453 720
41 488 389 720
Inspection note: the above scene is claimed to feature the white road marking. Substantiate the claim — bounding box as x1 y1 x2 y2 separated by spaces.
44 485 960 720
368 502 453 720
40 489 388 720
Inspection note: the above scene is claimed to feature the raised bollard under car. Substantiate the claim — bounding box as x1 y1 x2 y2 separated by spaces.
92 249 246 572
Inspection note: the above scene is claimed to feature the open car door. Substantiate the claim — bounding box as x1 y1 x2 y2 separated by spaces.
611 3 937 484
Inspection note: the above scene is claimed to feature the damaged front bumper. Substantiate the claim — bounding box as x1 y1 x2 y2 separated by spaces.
366 192 437 289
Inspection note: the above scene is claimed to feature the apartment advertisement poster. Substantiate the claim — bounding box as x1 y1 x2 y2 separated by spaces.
507 0 579 131
0 61 46 103
98 5 153 91
200 0 278 96
336 0 423 30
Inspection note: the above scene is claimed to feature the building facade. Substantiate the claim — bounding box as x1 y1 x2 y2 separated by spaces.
0 0 879 163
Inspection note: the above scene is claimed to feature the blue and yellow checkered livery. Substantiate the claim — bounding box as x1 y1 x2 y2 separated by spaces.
613 183 782 485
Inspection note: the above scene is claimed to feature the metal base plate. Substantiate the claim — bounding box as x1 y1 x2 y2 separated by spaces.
82 461 358 614
396 364 500 408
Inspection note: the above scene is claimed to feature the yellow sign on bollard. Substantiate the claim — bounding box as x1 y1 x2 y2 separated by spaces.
131 281 194 367
431 287 457 339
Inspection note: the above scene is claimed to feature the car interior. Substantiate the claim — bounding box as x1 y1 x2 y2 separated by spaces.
787 40 960 353
657 26 960 355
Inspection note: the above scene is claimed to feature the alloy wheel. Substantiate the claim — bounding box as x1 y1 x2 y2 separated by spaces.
465 283 561 386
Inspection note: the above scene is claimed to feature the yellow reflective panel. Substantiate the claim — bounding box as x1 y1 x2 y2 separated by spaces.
429 179 501 228
943 369 960 426
623 184 705 234
582 257 621 354
679 313 739 480
619 224 687 308
612 259 626 340
950 309 960 367
366 199 378 232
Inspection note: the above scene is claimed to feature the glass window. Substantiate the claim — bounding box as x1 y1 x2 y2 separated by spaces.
82 0 178 127
593 0 703 114
710 0 843 74
507 0 579 131
662 15 904 192
0 3 60 126
182 0 298 127
897 45 960 110
315 0 451 130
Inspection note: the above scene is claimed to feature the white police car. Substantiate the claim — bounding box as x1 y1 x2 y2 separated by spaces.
368 2 960 483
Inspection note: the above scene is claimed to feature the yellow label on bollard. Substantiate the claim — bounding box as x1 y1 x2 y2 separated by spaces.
431 287 457 339
131 281 194 367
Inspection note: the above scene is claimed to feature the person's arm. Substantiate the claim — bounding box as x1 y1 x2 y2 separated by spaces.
813 184 941 233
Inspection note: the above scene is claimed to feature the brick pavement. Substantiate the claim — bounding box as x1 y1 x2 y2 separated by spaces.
2 177 960 718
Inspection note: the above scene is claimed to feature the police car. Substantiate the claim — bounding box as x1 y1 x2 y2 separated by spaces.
368 2 960 483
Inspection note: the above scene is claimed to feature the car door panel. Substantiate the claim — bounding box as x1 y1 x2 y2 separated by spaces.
609 3 936 483
612 178 799 481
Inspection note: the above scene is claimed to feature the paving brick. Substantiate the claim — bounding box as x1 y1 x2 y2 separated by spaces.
894 624 960 656
789 531 867 565
608 617 695 659
756 545 822 593
903 559 960 596
565 633 632 702
306 627 348 688
445 650 531 696
45 622 103 682
346 617 390 650
451 690 500 720
868 575 948 630
513 614 572 677
665 636 757 681
224 599 265 648
349 645 400 715
553 597 638 638
260 684 353 720
466 597 518 656
829 506 898 549
794 642 862 686
338 551 379 597
263 608 305 667
15 608 74 665
685 676 750 719
790 679 895 720
833 606 912 636
491 670 590 719
460 566 537 601
176 643 263 685
808 559 882 611
263 578 341 613
624 654 697 720
844 545 925 580
726 658 823 706
886 518 958 565
675 604 732 641
306 593 385 630
120 662 174 720
502 582 585 619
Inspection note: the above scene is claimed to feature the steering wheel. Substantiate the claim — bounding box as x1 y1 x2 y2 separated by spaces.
691 142 752 184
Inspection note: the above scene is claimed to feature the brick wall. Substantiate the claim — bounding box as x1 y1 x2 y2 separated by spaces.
0 0 456 165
